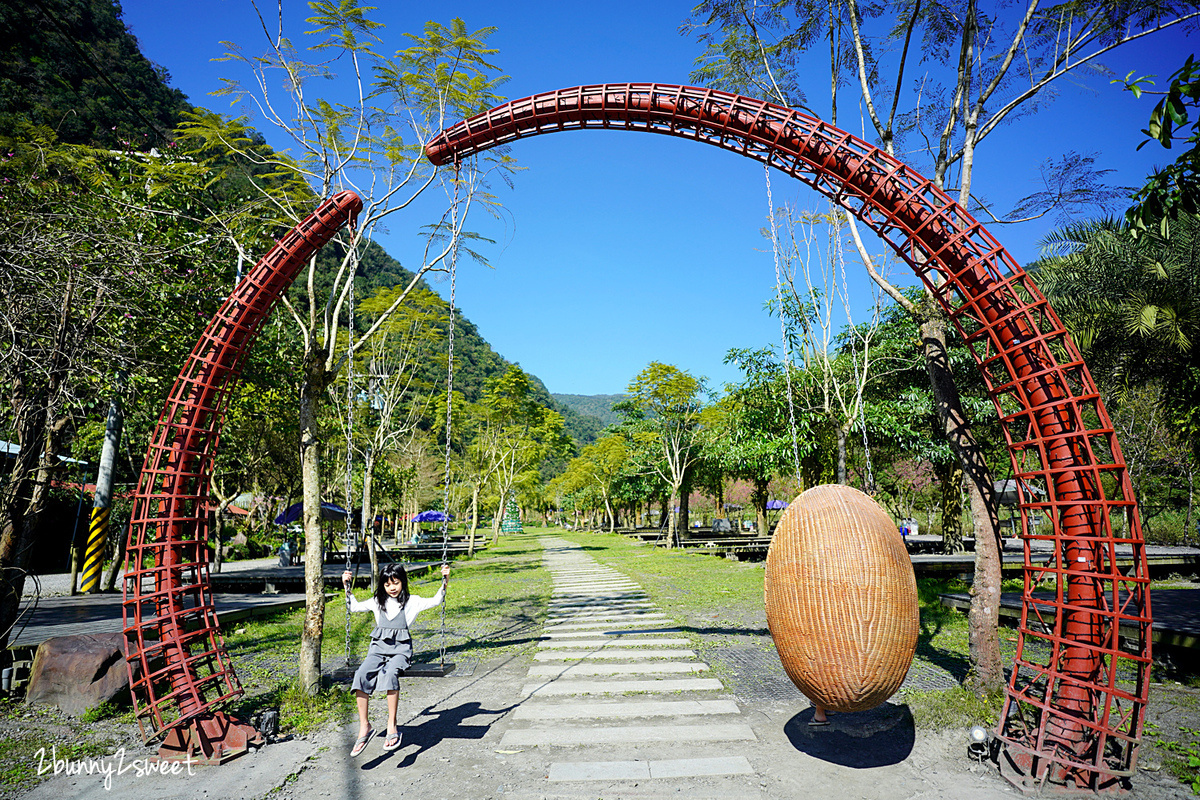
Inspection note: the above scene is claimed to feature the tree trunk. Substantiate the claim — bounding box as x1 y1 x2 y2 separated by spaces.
67 502 83 596
213 505 225 574
919 302 1002 685
938 461 965 554
298 359 329 695
752 477 770 536
665 489 678 549
837 424 848 485
0 379 49 651
491 490 504 546
363 452 377 593
966 476 1004 691
468 483 480 555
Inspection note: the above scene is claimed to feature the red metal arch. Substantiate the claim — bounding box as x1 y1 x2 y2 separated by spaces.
122 191 362 760
427 83 1151 790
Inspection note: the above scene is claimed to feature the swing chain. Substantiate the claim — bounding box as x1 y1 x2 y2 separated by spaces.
344 242 358 668
765 163 803 487
438 161 462 668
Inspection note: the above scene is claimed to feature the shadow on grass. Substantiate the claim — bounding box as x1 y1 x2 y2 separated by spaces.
678 624 771 638
453 561 546 576
783 703 915 767
913 579 972 682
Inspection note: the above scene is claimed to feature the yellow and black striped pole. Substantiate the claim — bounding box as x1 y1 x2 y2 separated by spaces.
80 398 122 593
79 506 110 592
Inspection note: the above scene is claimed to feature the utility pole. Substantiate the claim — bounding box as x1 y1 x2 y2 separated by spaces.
79 396 122 593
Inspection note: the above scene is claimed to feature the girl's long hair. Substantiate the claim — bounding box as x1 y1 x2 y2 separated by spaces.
374 562 410 609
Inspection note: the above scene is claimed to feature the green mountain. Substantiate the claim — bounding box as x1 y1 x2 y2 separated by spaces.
321 239 556 411
0 0 190 147
550 401 606 446
552 394 627 429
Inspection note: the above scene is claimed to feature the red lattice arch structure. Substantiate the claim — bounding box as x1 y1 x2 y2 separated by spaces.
122 191 362 762
426 84 1151 790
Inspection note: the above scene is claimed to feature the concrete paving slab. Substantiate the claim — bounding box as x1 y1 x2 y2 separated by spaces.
547 760 650 781
547 601 655 611
547 606 656 615
545 615 670 628
547 611 663 620
513 699 741 720
547 755 756 782
537 637 692 648
541 627 683 638
499 722 756 747
544 618 671 631
650 755 756 778
522 677 724 696
546 613 666 624
528 662 707 677
549 576 626 581
533 649 696 660
550 580 630 585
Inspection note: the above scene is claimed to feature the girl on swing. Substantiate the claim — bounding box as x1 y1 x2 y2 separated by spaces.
342 561 450 756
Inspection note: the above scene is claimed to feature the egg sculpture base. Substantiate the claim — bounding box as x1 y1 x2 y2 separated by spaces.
765 484 920 713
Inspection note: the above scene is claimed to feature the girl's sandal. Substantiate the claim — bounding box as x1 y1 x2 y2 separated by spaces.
383 731 403 751
350 728 374 756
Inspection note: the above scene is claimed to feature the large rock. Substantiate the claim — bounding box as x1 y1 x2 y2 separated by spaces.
25 632 129 716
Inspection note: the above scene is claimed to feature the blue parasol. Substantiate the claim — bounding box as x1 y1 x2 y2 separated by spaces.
274 501 348 525
411 510 449 523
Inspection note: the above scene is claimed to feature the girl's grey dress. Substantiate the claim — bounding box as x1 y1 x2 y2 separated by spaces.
353 606 413 694
347 587 443 694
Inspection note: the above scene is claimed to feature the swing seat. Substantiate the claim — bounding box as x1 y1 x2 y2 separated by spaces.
764 484 919 713
330 659 456 681
403 662 456 678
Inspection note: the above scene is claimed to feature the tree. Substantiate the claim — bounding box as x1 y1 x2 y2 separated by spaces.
465 366 570 545
708 347 809 533
1034 214 1198 453
0 132 240 650
771 205 886 486
1034 213 1198 535
1124 55 1200 237
565 435 630 532
684 0 1200 693
619 363 707 547
0 0 190 147
182 4 510 693
331 285 445 588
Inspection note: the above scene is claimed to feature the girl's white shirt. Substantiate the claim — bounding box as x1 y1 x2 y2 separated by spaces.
346 584 444 627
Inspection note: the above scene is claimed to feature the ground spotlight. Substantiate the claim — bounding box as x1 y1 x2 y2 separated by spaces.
968 725 990 762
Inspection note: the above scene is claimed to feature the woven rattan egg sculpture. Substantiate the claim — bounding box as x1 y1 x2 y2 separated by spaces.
765 484 919 713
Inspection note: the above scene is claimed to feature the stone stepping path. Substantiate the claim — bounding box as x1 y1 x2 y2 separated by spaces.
500 536 762 789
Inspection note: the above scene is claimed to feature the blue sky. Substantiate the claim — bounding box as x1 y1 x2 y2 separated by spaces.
120 1 1195 396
